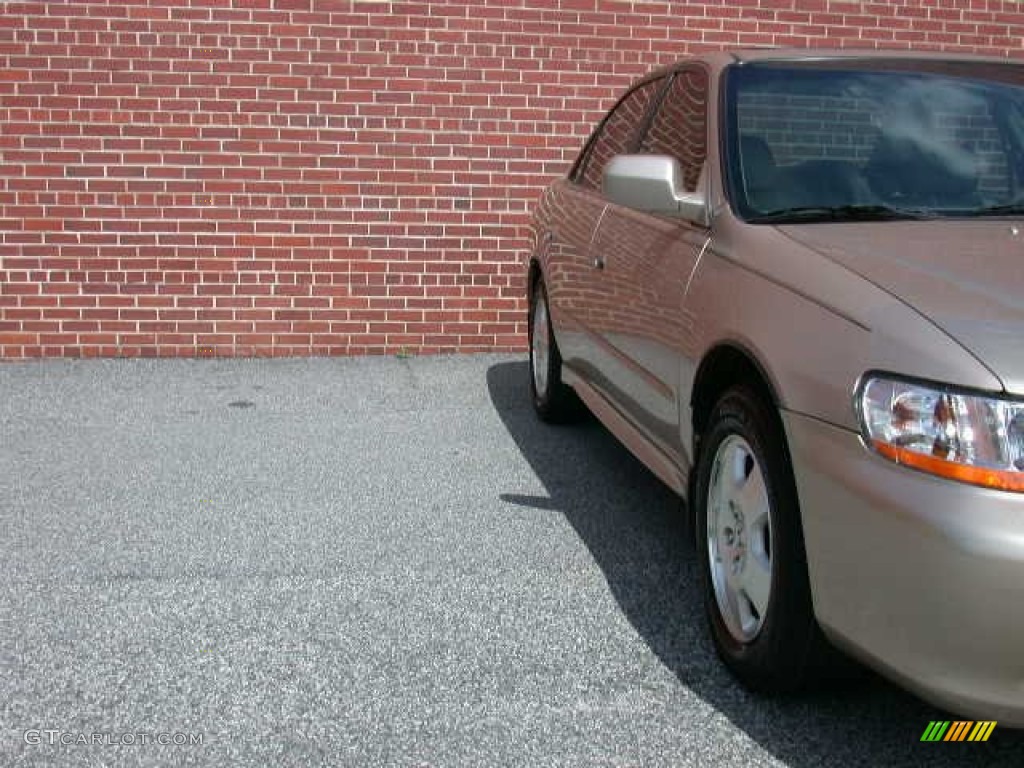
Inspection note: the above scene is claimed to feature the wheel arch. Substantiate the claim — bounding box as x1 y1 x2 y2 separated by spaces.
691 343 785 433
687 342 789 531
527 259 543 307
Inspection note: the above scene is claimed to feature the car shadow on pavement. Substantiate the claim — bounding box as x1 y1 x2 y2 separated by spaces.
487 360 1022 768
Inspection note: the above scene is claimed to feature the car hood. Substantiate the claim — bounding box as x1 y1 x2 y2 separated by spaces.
779 220 1024 394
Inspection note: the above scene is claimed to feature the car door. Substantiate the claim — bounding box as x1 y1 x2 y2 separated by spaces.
543 76 667 369
587 66 712 459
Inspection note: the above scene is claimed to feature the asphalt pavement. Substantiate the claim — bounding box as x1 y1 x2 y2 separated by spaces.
1 355 1021 767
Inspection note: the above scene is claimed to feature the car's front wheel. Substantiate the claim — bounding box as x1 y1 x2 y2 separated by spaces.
528 276 581 423
694 385 839 692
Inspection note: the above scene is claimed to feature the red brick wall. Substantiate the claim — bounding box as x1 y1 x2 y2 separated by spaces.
2 0 1023 358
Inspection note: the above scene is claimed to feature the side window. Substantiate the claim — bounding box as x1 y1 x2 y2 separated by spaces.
641 68 709 192
577 78 665 191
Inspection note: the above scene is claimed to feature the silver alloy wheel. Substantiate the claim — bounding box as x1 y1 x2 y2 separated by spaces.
531 291 550 396
707 434 774 643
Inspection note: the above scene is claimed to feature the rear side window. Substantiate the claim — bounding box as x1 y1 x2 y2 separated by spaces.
576 78 665 191
641 68 709 192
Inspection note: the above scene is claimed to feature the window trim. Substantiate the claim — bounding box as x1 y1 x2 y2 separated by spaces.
720 63 744 220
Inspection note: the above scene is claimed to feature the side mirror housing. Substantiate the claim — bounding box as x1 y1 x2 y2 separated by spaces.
603 154 708 227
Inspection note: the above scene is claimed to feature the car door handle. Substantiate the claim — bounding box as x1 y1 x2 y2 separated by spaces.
593 256 605 270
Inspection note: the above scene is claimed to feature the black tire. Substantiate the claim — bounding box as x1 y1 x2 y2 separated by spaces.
528 277 583 423
694 385 843 692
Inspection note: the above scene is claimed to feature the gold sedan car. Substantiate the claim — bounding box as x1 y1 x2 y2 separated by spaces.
526 49 1024 726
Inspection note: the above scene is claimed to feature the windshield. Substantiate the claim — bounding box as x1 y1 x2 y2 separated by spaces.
724 60 1024 223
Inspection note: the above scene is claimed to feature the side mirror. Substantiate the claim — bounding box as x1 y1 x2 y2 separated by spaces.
603 154 708 227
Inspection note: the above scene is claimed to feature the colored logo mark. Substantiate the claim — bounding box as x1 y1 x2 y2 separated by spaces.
920 721 997 742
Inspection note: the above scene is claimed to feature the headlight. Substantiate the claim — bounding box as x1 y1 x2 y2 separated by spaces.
857 374 1024 492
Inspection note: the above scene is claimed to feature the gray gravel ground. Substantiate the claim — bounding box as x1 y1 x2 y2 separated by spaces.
0 354 1021 767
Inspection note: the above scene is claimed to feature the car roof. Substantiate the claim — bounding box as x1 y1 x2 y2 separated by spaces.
649 47 1024 78
730 47 1021 64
